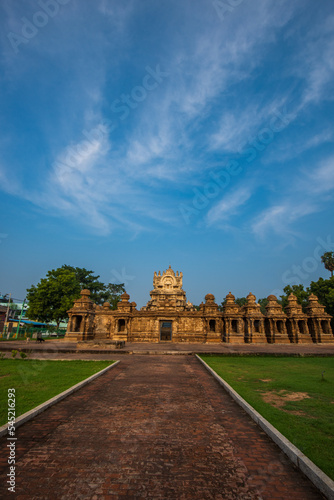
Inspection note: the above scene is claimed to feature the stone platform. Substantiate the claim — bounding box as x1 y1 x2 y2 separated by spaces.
1 340 334 358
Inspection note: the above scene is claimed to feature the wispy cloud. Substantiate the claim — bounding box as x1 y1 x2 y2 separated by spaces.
303 155 334 194
206 186 253 226
125 0 299 169
301 31 334 106
251 201 319 239
263 128 334 164
251 155 334 239
0 0 333 241
208 100 291 153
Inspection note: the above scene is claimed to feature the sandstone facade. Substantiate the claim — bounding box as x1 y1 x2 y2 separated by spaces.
65 266 333 344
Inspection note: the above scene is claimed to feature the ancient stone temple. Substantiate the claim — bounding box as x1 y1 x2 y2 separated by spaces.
65 267 333 344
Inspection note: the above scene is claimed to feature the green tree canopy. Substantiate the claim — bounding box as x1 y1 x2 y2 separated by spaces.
280 284 310 312
26 266 126 326
258 298 268 315
60 265 125 306
60 265 106 304
235 297 247 307
279 279 334 328
220 297 247 311
102 283 126 310
321 252 334 277
26 268 81 328
309 277 334 324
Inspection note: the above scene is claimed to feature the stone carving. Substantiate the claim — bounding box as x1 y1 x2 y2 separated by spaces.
306 294 333 342
65 268 333 344
142 265 194 312
285 293 310 343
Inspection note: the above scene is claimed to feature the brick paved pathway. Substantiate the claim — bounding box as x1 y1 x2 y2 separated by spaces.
0 356 324 499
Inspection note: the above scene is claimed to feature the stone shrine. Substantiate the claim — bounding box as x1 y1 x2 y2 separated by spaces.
65 266 333 344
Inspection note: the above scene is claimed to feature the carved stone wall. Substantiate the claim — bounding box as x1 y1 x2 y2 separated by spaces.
66 268 334 344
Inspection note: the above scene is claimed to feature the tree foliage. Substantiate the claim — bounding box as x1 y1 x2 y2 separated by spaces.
280 284 310 312
258 298 268 315
309 277 334 322
235 297 247 307
60 265 125 307
60 265 106 304
102 283 126 310
321 252 334 277
26 266 126 326
26 268 81 328
279 279 334 328
220 297 247 308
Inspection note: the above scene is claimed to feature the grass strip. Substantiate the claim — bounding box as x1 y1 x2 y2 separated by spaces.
0 359 114 426
200 355 334 480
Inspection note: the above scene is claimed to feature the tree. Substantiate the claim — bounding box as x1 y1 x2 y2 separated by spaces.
26 266 126 326
309 277 334 328
280 284 310 312
26 268 81 328
220 297 247 311
60 265 125 307
321 252 334 277
235 297 247 307
61 265 106 304
102 283 126 310
258 298 268 315
278 278 334 329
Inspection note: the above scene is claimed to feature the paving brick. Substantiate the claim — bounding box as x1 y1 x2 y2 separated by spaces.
0 355 325 499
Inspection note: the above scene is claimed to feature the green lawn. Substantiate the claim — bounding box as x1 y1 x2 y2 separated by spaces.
0 359 114 426
200 355 334 480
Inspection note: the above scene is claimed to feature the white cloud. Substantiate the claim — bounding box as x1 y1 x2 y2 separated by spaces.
125 0 299 168
302 38 334 105
304 156 334 194
283 14 334 111
251 155 334 239
206 186 253 226
208 101 291 153
263 128 334 164
251 201 319 239
1 0 332 239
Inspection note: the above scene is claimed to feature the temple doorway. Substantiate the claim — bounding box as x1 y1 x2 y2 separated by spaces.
160 321 172 341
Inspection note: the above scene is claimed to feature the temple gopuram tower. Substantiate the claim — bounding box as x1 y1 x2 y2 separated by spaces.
142 266 191 311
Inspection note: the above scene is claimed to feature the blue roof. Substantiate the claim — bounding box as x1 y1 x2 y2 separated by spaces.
8 319 47 326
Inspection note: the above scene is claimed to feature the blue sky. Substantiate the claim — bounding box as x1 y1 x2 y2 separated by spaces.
1 0 334 308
